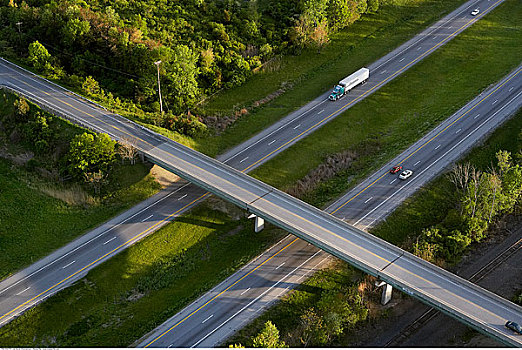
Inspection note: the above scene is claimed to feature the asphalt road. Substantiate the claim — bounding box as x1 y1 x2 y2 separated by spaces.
0 0 515 345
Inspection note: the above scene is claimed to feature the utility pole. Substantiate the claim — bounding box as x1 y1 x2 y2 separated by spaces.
154 60 163 114
15 21 22 54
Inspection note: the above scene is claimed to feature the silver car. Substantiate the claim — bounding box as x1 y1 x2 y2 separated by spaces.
471 8 480 16
399 169 413 180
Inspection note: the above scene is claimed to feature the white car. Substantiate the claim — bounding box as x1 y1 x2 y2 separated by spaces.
471 8 480 16
398 169 413 180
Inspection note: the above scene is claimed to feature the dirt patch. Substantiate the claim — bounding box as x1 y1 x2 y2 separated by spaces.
150 164 180 188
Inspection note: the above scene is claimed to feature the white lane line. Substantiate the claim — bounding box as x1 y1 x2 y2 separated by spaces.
103 237 116 245
201 314 214 324
268 140 276 146
178 194 188 201
435 144 441 150
141 214 153 222
414 161 420 166
168 344 173 348
275 262 285 270
399 57 405 62
509 87 514 92
16 287 30 296
380 70 387 74
456 128 461 134
318 109 325 114
364 197 373 204
62 261 76 269
474 113 480 119
492 99 498 105
417 46 422 50
239 157 249 163
390 179 396 185
293 124 301 129
190 250 322 348
240 288 251 296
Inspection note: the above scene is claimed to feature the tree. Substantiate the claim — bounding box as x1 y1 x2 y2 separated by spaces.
164 45 200 112
251 321 287 348
28 41 51 71
310 21 329 52
14 97 30 118
118 137 139 165
67 132 116 180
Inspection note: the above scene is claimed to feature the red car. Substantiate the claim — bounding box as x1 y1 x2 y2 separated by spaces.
390 166 402 174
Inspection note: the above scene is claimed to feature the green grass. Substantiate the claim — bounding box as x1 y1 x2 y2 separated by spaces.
0 202 285 346
250 0 522 210
371 110 522 245
0 158 161 280
195 0 468 156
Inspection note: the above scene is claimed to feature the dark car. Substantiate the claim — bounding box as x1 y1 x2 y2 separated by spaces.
505 321 522 335
390 166 402 174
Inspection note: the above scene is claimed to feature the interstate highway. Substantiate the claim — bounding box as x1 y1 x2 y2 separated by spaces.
139 65 522 348
0 0 514 344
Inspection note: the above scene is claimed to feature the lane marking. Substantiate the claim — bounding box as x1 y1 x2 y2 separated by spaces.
456 128 461 134
399 57 405 62
417 46 422 50
492 99 498 105
240 288 251 296
364 197 373 204
474 114 480 119
509 87 514 92
189 250 322 348
16 287 30 296
62 261 76 269
201 314 213 324
168 344 173 348
239 157 248 163
293 124 301 129
435 144 441 150
275 262 285 270
390 179 397 185
414 161 420 166
144 238 299 347
103 237 116 245
318 109 325 114
380 70 387 74
141 214 153 222
268 140 276 146
178 194 188 201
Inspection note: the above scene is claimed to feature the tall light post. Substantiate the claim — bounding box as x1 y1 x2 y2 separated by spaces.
15 22 22 54
154 60 163 114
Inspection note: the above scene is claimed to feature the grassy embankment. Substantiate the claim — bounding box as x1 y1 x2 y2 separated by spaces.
228 109 522 347
0 92 162 280
196 0 467 156
1 0 520 346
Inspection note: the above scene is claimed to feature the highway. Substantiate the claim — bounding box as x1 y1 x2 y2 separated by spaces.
0 0 518 346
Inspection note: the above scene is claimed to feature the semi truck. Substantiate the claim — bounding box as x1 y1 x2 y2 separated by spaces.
328 67 370 101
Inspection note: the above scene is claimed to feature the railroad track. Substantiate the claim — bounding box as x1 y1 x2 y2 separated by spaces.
384 236 522 347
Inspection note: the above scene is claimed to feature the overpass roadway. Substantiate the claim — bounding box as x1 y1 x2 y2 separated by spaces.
0 0 517 345
1 60 521 348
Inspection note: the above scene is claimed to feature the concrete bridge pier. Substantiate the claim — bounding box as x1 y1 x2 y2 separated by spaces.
248 214 265 233
375 281 393 305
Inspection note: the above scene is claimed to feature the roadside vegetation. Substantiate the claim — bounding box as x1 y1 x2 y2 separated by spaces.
0 0 520 347
0 91 161 279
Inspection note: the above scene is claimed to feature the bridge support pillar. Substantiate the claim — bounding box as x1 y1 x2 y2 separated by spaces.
248 214 265 233
375 281 393 305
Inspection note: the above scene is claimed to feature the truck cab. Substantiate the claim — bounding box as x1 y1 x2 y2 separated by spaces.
329 85 345 101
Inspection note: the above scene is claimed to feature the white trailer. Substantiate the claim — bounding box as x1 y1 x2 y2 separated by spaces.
329 67 370 100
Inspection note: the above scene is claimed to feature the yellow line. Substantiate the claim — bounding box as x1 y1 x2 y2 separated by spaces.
331 65 521 215
0 193 209 323
143 237 299 347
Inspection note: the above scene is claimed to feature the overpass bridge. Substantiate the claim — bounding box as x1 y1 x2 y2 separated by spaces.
1 59 521 346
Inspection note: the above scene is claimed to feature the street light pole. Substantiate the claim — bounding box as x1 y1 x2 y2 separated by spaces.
153 60 163 114
15 22 22 54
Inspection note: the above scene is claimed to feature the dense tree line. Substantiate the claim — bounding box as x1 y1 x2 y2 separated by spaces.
413 142 522 263
0 0 382 136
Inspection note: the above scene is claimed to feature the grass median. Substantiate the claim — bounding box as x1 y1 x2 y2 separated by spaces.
250 0 521 210
196 0 467 156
